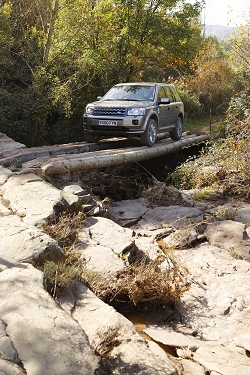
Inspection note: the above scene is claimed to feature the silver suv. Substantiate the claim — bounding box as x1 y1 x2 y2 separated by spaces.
83 82 184 146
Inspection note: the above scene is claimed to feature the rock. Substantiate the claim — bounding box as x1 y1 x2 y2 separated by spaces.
234 206 250 223
1 140 250 375
79 216 134 255
144 325 199 348
77 216 135 274
0 199 12 217
0 215 64 270
0 165 13 186
0 132 26 155
0 265 100 375
192 342 250 375
205 220 250 260
59 281 177 375
173 358 205 375
163 228 199 249
108 198 149 227
176 243 250 352
0 173 65 226
131 206 204 234
0 358 25 375
0 320 19 363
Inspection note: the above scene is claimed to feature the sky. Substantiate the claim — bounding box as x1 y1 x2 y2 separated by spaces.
189 0 249 26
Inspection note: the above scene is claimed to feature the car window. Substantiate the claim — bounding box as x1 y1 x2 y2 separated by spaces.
157 86 167 102
102 85 155 101
164 86 175 103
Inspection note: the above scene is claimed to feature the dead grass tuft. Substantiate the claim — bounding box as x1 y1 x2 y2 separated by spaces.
39 212 86 297
44 211 85 248
83 256 189 310
142 181 188 208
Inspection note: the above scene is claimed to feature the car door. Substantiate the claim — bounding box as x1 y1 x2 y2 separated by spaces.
157 85 173 131
163 85 179 126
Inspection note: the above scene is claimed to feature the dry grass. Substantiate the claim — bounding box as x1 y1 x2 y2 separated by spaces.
171 120 250 201
142 181 188 207
83 256 189 310
44 211 85 247
41 210 190 307
40 212 86 297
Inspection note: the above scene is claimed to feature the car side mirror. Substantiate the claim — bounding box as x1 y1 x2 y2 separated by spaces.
97 96 102 100
160 97 170 104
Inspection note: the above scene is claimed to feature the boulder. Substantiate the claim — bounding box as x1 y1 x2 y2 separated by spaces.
77 216 135 274
0 132 25 155
0 215 64 270
205 220 250 260
0 165 13 186
108 198 149 227
0 265 100 375
0 173 65 226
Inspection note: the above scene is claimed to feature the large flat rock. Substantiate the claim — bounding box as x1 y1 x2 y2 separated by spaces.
0 132 26 155
59 281 177 375
176 242 250 355
0 215 64 270
80 216 134 254
0 265 100 375
0 173 64 226
0 165 13 186
205 220 250 260
131 206 204 234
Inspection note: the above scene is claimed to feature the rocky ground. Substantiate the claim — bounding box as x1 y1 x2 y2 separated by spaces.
0 132 250 375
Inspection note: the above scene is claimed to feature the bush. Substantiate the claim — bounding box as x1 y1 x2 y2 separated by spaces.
223 91 250 135
179 89 204 119
170 126 250 200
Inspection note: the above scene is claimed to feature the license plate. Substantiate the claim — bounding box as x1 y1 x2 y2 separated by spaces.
98 120 117 126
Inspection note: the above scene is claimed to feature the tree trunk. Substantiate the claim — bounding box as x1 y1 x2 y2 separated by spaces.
40 134 211 175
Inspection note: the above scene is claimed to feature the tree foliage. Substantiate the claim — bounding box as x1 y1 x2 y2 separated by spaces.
0 0 223 146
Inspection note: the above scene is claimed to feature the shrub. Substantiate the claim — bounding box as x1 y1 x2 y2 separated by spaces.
170 126 250 200
178 89 204 119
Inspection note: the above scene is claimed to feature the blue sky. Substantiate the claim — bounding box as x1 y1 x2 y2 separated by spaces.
189 0 249 26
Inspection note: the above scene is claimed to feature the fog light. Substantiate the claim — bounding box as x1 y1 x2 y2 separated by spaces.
132 119 139 125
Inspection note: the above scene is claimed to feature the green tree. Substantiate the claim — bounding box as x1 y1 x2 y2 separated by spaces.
0 0 204 146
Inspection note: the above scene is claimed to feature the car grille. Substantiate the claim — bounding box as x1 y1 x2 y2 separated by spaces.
93 106 127 116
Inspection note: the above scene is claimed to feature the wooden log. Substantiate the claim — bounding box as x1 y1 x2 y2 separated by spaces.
41 134 211 175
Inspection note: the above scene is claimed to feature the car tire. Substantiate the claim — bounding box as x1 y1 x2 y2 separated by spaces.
170 116 183 141
140 118 157 147
84 130 100 143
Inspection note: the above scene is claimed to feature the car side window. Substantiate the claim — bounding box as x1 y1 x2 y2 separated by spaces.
157 86 167 102
164 86 175 103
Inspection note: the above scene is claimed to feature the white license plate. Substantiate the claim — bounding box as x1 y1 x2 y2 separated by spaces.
98 120 117 126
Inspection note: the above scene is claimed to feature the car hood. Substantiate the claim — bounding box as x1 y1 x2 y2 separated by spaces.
90 100 153 107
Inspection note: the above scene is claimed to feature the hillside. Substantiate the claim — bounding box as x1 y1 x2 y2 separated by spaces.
204 24 235 39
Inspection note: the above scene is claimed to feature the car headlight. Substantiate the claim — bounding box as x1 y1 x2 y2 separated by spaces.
85 106 94 115
127 107 145 116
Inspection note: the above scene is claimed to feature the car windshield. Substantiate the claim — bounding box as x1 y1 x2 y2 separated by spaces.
102 84 155 101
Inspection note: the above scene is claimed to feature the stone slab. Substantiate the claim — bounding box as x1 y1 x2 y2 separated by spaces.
0 265 100 375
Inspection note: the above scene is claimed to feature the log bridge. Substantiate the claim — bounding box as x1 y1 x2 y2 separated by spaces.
0 132 211 176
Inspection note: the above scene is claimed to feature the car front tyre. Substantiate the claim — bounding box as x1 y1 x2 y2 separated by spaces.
84 129 100 143
140 118 157 147
170 116 183 141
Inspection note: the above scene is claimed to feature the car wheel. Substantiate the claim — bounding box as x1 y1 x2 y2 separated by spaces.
140 118 157 147
170 116 183 141
84 130 100 143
